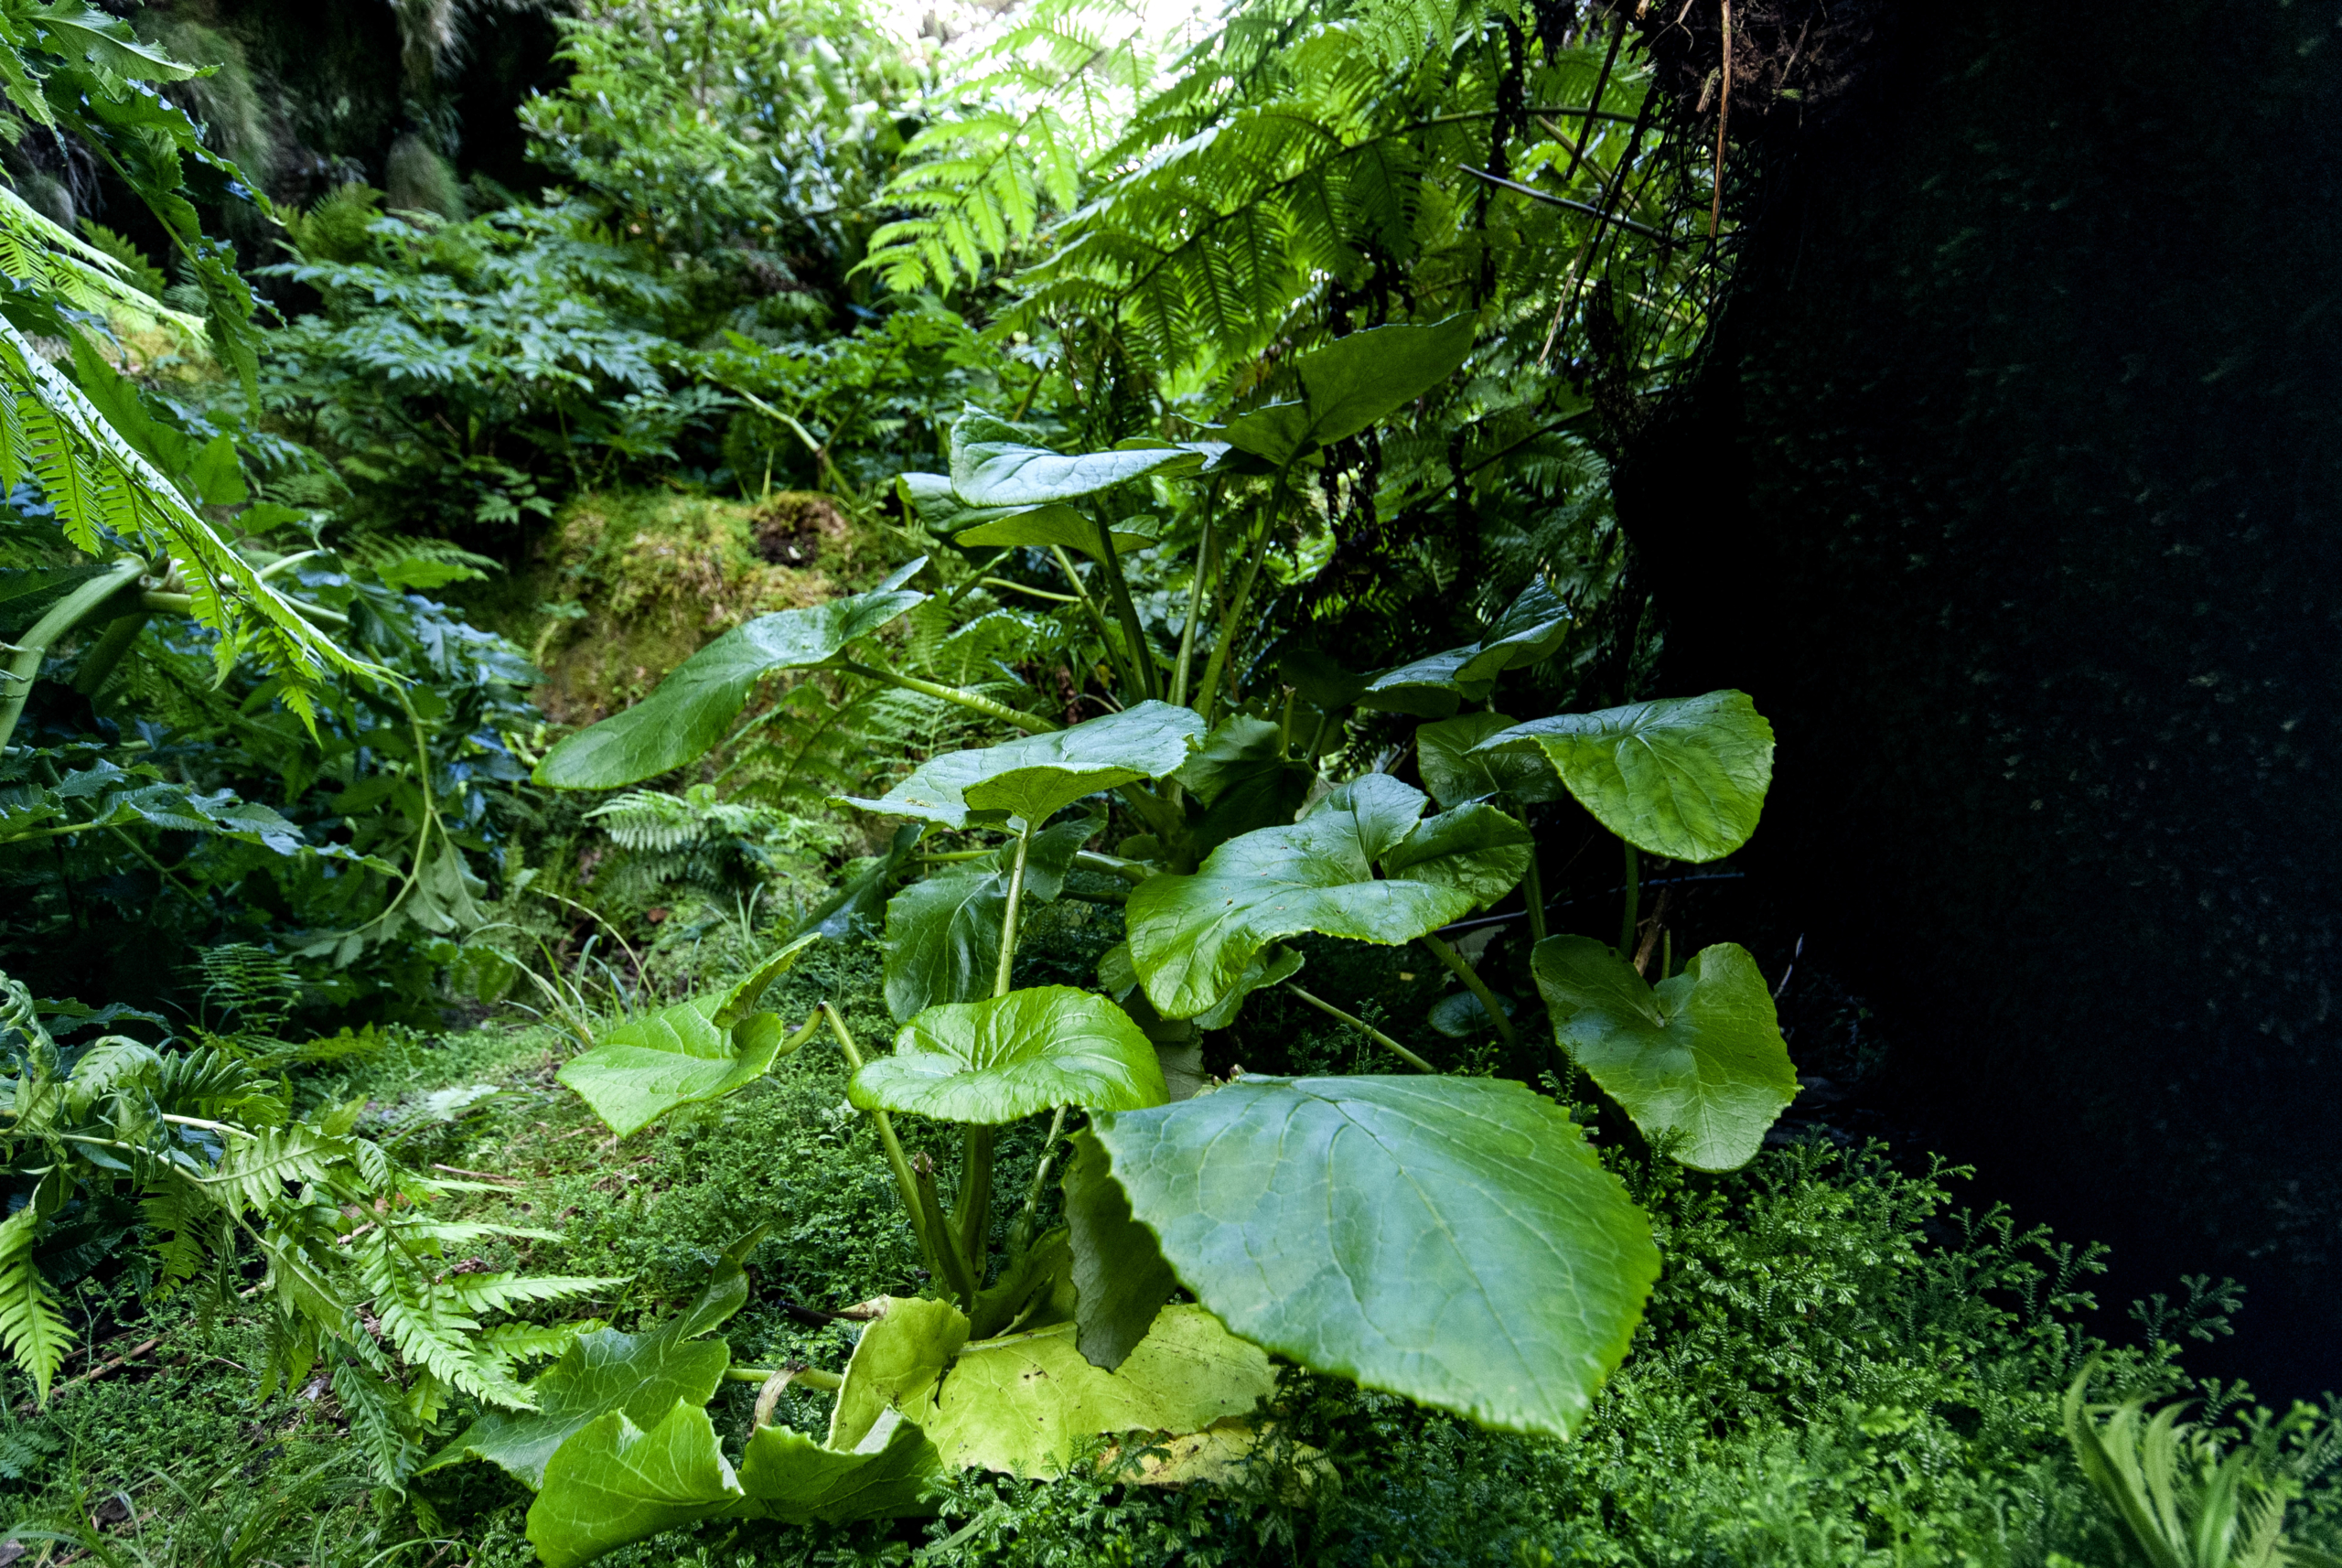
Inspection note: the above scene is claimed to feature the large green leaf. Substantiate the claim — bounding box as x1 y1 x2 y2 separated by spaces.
925 1306 1275 1478
1473 691 1775 862
1125 775 1529 1019
736 1411 938 1524
852 987 1166 1124
525 1401 739 1568
1354 646 1492 718
1416 713 1563 809
827 1295 967 1450
950 412 1202 506
559 989 809 1141
1093 1076 1659 1438
837 702 1204 828
1174 714 1316 860
424 1240 754 1487
1219 317 1475 468
882 816 1096 1023
533 564 929 789
1531 937 1799 1172
1456 577 1572 684
1062 1130 1176 1371
954 506 1159 560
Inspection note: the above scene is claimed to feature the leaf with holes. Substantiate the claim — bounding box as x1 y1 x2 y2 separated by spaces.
1125 775 1529 1020
1092 1075 1658 1438
1531 936 1798 1172
532 562 929 789
836 702 1203 829
1473 691 1774 862
851 987 1166 1124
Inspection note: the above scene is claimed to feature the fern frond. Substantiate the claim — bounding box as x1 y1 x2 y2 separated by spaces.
0 1207 71 1404
332 1359 425 1484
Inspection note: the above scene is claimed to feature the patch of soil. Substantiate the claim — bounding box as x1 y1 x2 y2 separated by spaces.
752 491 850 567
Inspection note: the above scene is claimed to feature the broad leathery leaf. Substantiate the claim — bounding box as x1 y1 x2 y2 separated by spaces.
711 932 821 1028
949 411 1201 506
1062 1131 1176 1371
524 1401 740 1568
1531 937 1798 1172
1174 715 1316 860
1124 775 1525 1020
926 1307 1275 1478
1355 645 1493 718
1219 317 1476 467
881 815 1096 1023
828 1295 968 1451
954 504 1159 560
1417 713 1563 809
533 566 929 789
737 1409 938 1524
424 1238 756 1486
559 998 802 1140
836 702 1204 828
1189 945 1304 1032
1093 1076 1659 1438
897 471 1017 534
1474 691 1775 862
852 987 1166 1124
1380 800 1536 908
1456 577 1572 684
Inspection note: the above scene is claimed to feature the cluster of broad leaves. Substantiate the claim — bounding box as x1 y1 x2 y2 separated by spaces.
494 321 1804 1563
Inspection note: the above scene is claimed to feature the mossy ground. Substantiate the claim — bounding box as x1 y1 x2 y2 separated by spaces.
8 908 2338 1568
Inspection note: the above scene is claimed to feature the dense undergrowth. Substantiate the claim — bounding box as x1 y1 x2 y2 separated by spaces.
11 923 2337 1568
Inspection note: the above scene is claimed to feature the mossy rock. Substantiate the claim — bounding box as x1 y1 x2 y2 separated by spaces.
519 488 861 728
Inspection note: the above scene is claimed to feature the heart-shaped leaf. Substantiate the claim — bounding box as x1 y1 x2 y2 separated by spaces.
1456 577 1572 684
1473 690 1774 862
1092 1075 1659 1438
1531 936 1798 1172
1125 774 1529 1020
851 986 1168 1124
1416 713 1563 809
924 1306 1275 1478
559 994 811 1140
1062 1130 1177 1370
837 701 1204 828
1219 317 1475 468
953 506 1159 559
950 412 1202 506
882 816 1096 1022
425 1239 755 1486
533 564 929 789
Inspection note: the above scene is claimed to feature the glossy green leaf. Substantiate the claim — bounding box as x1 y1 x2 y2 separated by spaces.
559 997 803 1140
1416 713 1563 809
950 412 1202 506
837 702 1204 828
882 816 1096 1022
926 1307 1275 1477
525 1401 739 1568
736 1411 938 1524
1456 577 1572 683
533 564 929 789
1093 1075 1659 1438
852 986 1167 1123
1125 775 1527 1020
424 1240 753 1487
1062 1130 1176 1371
1174 714 1316 859
1355 646 1494 718
954 505 1159 560
1473 690 1775 862
897 471 1018 534
1220 317 1475 467
1531 937 1799 1172
711 933 822 1028
827 1295 968 1451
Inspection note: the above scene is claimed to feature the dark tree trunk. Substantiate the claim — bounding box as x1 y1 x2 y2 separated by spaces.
1618 0 2342 1398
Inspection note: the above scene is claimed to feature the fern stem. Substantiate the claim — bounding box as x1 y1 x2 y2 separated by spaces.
0 555 141 753
1421 932 1518 1047
1284 985 1437 1074
834 660 1056 734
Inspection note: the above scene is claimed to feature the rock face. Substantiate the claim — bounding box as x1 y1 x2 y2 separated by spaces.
1617 1 2342 1395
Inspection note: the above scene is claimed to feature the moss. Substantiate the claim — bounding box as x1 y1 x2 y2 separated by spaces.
493 488 865 728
